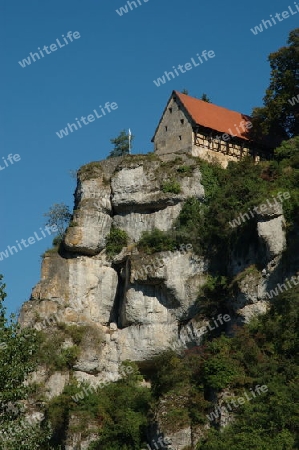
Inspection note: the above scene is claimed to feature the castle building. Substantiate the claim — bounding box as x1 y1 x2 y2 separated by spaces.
152 91 274 167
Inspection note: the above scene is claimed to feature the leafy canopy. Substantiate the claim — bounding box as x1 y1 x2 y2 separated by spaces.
252 28 299 138
0 275 51 449
44 202 72 238
108 129 134 158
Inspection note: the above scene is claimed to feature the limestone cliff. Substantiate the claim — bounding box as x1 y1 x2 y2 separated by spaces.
19 152 294 449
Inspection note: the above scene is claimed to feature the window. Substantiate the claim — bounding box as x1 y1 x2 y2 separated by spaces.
179 135 182 140
165 126 168 131
180 119 184 124
169 107 173 113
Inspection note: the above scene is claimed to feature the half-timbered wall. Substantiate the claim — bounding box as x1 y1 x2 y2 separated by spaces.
191 128 258 167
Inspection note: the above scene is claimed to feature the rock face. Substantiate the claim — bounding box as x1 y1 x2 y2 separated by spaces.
20 155 208 398
19 153 292 450
228 199 288 325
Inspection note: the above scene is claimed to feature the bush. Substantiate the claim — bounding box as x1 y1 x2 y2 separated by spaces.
68 220 78 228
52 235 63 247
137 228 176 254
42 246 60 257
36 329 80 373
46 363 152 450
197 274 229 317
161 179 181 194
274 136 299 163
78 161 103 181
203 356 240 390
106 226 128 257
177 165 193 175
175 158 272 262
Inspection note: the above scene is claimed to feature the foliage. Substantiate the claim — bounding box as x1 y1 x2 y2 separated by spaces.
150 350 192 398
0 275 51 448
44 203 72 238
161 179 181 194
52 235 63 247
45 363 151 450
108 129 134 158
251 28 299 139
78 162 103 181
177 165 193 175
171 146 299 273
57 323 104 347
137 228 176 254
68 220 78 227
202 337 242 390
148 284 299 448
33 138 299 446
105 226 128 257
274 136 299 165
197 275 229 317
197 286 299 449
173 197 202 253
201 93 211 103
36 328 80 373
42 246 60 257
57 323 85 345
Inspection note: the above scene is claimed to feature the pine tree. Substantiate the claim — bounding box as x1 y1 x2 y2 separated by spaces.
108 130 134 157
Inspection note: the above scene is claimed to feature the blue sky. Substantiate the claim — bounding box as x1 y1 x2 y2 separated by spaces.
1 0 297 315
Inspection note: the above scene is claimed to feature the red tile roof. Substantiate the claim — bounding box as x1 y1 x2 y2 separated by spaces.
174 91 252 141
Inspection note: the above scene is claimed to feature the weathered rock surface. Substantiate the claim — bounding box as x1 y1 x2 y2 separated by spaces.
18 154 294 450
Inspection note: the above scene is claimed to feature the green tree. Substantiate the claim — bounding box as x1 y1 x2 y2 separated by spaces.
274 136 299 165
0 275 51 449
108 130 134 158
252 28 299 139
44 202 72 238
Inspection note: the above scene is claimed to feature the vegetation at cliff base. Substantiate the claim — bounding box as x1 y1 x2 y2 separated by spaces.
0 275 52 449
46 362 151 450
39 282 299 449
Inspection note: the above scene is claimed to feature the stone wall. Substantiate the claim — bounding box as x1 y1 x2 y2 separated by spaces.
153 96 193 155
